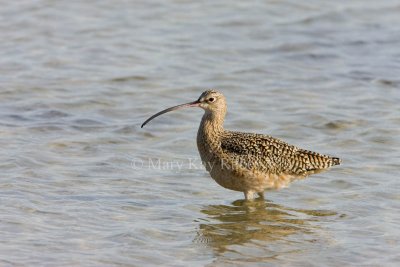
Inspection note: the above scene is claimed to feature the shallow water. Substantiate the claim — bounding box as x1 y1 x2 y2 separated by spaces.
1 0 399 266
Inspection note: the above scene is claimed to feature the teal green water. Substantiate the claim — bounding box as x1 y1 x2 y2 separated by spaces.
0 1 399 266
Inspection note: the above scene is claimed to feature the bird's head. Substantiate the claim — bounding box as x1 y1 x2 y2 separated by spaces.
141 89 226 128
196 90 226 113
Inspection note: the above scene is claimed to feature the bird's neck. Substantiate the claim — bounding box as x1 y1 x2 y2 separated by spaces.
196 109 226 162
201 110 225 133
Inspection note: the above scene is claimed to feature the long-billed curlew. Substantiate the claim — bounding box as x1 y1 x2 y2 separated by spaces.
141 90 340 200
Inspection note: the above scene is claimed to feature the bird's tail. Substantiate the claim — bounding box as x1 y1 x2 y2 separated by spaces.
331 157 341 166
299 149 341 171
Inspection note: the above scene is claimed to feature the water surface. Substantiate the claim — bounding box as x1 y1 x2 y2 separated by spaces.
0 1 399 266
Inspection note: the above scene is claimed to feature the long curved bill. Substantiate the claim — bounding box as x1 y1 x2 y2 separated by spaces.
141 100 200 128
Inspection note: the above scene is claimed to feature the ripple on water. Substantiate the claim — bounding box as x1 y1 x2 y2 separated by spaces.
110 75 148 82
35 110 70 119
324 119 365 130
373 78 400 87
70 119 107 132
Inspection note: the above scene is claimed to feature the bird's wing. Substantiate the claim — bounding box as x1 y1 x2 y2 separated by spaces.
220 131 339 176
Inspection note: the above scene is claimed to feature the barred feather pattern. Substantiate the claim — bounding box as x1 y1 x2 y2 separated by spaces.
221 131 340 176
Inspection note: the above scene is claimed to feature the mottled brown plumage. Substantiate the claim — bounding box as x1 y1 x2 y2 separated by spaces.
142 90 341 200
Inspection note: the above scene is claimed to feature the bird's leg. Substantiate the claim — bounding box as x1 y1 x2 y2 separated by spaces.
257 192 265 199
244 191 255 200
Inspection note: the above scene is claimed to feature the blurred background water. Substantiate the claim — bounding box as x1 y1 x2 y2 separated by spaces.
0 0 399 266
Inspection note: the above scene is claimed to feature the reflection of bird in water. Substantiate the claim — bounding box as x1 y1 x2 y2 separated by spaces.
194 199 337 256
142 90 340 200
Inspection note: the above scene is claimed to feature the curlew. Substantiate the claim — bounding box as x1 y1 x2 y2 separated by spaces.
141 90 340 200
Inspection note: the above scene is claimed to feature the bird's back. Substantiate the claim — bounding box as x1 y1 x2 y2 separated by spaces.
220 131 340 177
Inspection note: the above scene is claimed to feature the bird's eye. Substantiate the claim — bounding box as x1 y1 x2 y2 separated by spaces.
208 97 215 102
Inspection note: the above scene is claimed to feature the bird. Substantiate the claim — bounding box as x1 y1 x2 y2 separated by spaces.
141 90 340 200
